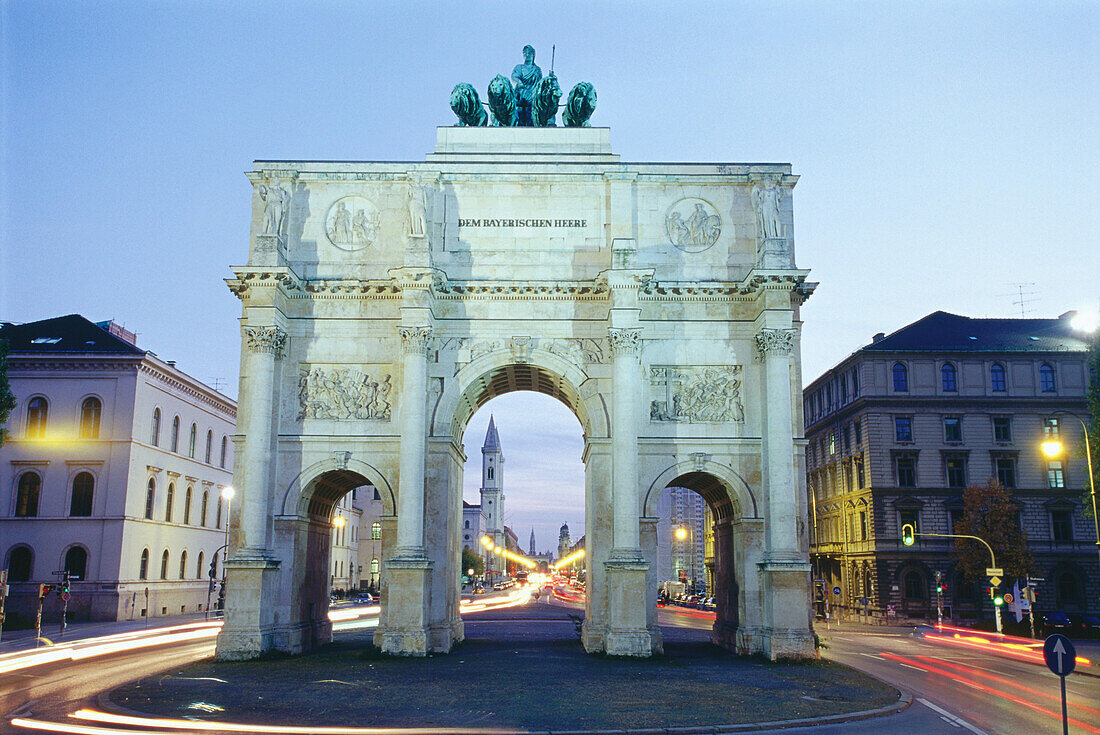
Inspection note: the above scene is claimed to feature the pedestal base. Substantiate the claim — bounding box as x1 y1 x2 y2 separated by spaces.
379 556 436 656
603 556 653 657
215 556 281 661
759 559 816 660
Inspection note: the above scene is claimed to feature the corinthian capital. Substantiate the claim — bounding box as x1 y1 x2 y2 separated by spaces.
244 325 288 357
755 328 795 358
607 328 642 357
398 326 434 355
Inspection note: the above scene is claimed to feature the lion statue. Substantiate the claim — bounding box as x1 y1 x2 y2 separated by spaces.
449 83 487 127
486 74 518 126
563 82 597 127
531 72 562 126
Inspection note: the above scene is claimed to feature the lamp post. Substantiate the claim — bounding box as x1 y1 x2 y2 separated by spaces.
675 525 695 594
217 486 234 615
1041 410 1099 584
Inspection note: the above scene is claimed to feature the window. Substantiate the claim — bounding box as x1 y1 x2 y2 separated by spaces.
179 550 188 579
70 472 94 516
944 417 962 442
487 466 494 480
200 491 209 526
829 432 836 455
995 458 1017 489
941 363 957 392
990 364 1006 392
151 408 161 446
902 570 925 600
1051 510 1073 542
220 436 228 468
896 458 916 487
370 558 380 575
188 423 197 459
79 397 102 438
949 508 963 534
64 546 87 581
166 484 175 522
895 417 913 442
842 425 850 452
139 548 149 580
205 430 213 464
892 363 908 392
371 522 381 540
1039 363 1056 392
170 416 180 452
160 550 170 579
993 416 1012 443
184 487 192 524
946 456 967 488
858 510 868 541
899 508 919 536
145 479 156 519
7 546 33 581
464 520 470 529
26 397 48 438
196 551 204 579
15 472 41 517
1044 417 1060 439
854 421 862 445
1047 461 1065 488
216 498 223 529
856 459 865 489
1057 572 1082 608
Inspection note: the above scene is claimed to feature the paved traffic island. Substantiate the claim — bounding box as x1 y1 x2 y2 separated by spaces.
107 617 900 732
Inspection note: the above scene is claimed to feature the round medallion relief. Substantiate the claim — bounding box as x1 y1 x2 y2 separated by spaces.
664 197 722 253
325 196 381 250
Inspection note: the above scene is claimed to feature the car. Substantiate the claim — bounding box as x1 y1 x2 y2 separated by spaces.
355 592 375 604
1043 611 1072 630
472 585 486 595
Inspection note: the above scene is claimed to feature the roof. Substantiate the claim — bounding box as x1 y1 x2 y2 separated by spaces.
861 311 1089 354
482 414 501 452
0 315 145 356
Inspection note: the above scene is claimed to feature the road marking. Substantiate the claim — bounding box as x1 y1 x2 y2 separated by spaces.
858 652 886 660
898 662 927 671
940 716 961 727
919 698 990 735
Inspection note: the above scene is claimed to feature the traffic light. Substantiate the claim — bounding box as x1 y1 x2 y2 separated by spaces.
935 582 944 594
993 594 1004 607
208 559 218 580
901 523 915 546
61 572 70 595
39 584 54 598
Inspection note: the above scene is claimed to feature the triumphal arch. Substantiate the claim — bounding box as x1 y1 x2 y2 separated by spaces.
217 59 816 661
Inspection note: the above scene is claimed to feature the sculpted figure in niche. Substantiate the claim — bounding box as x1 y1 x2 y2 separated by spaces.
531 73 562 126
487 74 518 126
511 45 543 126
751 179 783 240
330 201 352 243
407 180 429 237
449 83 488 126
259 182 289 236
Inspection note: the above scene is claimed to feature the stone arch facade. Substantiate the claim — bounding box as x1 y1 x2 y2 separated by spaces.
216 126 816 662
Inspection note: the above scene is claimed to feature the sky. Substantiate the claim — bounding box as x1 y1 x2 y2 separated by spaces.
3 1 1098 550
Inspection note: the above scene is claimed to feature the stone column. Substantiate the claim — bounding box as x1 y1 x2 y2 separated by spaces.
238 325 287 555
608 327 642 554
396 325 432 556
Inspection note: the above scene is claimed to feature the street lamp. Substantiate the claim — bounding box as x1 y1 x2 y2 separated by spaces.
1039 410 1099 582
675 525 695 593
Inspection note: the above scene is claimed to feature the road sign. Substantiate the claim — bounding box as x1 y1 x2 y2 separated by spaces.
1044 634 1076 676
989 576 1002 588
1003 593 1013 604
985 567 1003 577
832 586 842 595
61 592 71 602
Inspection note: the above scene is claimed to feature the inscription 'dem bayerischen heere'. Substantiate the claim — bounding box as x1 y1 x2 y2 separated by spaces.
458 218 588 228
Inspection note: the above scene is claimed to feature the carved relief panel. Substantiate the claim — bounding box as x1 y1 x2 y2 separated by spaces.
649 365 744 423
297 365 393 421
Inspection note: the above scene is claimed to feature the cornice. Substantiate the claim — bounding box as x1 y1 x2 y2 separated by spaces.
138 362 238 419
8 356 144 373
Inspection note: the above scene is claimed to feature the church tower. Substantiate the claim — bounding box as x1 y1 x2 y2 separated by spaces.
529 528 536 556
480 415 504 536
557 522 571 562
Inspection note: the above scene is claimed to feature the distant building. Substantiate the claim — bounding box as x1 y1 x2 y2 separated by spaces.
654 487 710 594
805 311 1096 622
329 491 361 595
355 486 385 591
557 522 572 562
0 315 235 623
462 416 507 579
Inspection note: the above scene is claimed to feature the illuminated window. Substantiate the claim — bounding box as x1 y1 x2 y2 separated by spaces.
370 559 380 575
1047 461 1065 488
80 397 102 438
26 397 48 438
16 472 41 517
371 522 381 540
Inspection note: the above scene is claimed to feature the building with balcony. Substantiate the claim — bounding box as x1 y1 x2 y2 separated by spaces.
805 311 1095 622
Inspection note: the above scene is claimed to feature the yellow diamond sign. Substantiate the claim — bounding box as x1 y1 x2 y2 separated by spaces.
989 576 1002 588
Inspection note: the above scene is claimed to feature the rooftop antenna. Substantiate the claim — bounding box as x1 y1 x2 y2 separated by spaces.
1004 282 1039 317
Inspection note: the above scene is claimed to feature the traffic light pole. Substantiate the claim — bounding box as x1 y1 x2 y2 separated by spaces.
903 528 1002 633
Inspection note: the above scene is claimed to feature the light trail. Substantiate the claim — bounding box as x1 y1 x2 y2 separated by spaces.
551 549 584 569
923 630 1092 668
928 623 1092 667
479 536 536 569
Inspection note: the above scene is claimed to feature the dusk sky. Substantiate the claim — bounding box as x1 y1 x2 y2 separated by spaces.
3 2 1097 550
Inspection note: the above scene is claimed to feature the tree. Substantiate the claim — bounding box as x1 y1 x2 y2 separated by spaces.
461 546 484 578
0 339 15 446
953 479 1034 583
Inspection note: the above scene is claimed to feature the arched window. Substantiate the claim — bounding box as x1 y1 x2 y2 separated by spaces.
139 548 149 580
188 423 197 458
151 408 161 446
220 436 228 468
464 520 470 529
79 397 102 438
200 491 209 526
487 466 494 479
179 550 188 579
902 570 925 600
70 472 94 516
183 487 192 524
892 363 908 392
1040 363 1057 392
990 363 1006 392
371 522 381 540
165 483 175 523
205 430 213 464
64 546 88 580
216 497 223 529
196 551 204 580
160 549 170 579
15 472 41 517
145 478 156 519
170 416 180 452
7 545 33 581
941 363 957 392
26 396 48 438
